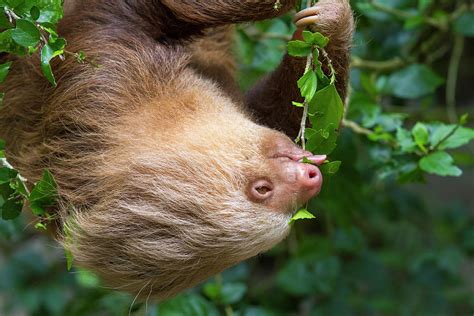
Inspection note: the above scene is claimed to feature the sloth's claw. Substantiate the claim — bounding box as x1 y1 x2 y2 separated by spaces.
295 15 319 28
293 6 319 23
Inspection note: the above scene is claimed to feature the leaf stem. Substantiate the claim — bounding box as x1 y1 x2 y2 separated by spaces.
296 55 314 150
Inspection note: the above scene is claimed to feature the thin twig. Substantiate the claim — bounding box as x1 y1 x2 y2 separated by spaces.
351 56 406 72
296 53 314 150
342 119 374 136
446 35 464 123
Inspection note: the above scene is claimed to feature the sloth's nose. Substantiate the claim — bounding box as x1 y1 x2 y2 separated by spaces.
295 162 323 203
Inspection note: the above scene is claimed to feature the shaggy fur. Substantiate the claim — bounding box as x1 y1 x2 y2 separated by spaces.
0 0 353 300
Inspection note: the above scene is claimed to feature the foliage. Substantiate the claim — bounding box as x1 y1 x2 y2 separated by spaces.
0 1 65 229
1 0 474 315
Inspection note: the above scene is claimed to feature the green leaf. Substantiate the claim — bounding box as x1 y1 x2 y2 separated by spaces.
387 64 444 99
290 208 316 224
76 269 100 288
0 167 18 184
308 84 344 131
11 19 40 48
203 281 247 305
29 170 57 216
312 32 329 48
0 29 26 55
302 30 314 43
40 42 62 86
65 249 74 270
0 61 12 83
1 199 23 220
0 11 13 29
412 122 429 151
306 124 338 155
429 124 474 150
30 6 40 21
320 161 342 176
419 151 462 177
35 222 47 230
459 113 468 125
454 11 474 37
287 40 312 57
396 128 417 153
297 70 317 102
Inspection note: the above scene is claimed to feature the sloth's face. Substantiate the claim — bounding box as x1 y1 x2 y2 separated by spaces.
247 132 325 214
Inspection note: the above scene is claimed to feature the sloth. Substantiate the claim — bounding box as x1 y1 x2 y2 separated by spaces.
0 0 353 300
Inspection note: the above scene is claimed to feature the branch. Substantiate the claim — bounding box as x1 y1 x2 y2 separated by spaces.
368 0 447 30
342 119 374 136
351 56 406 72
446 35 464 123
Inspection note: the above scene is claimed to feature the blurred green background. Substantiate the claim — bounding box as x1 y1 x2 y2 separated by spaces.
1 0 474 315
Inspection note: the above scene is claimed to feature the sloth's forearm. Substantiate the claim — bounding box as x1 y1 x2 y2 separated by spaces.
160 0 297 25
245 54 306 138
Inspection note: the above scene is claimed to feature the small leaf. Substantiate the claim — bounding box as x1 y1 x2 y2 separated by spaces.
412 122 429 151
29 170 58 216
287 40 312 57
320 161 342 176
1 199 23 220
297 70 317 102
308 84 344 131
302 30 315 43
292 101 304 108
11 19 40 48
312 32 330 48
30 6 40 21
0 61 12 83
39 37 66 86
0 167 18 184
290 208 316 224
306 125 338 155
419 151 462 177
429 124 474 150
40 43 61 86
76 269 100 288
396 128 417 153
35 222 47 230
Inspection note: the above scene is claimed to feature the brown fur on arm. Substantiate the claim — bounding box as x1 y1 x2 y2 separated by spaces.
245 0 354 137
161 0 297 25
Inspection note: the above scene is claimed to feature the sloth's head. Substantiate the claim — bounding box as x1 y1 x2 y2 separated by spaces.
62 107 324 300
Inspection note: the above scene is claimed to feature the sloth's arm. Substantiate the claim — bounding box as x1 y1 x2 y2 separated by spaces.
160 0 297 25
245 0 354 137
